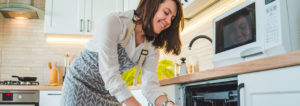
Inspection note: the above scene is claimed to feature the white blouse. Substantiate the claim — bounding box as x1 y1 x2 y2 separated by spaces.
85 10 163 104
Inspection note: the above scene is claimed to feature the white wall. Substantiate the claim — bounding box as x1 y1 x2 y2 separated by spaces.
0 19 85 84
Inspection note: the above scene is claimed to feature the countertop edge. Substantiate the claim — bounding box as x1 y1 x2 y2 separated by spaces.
0 85 62 91
159 50 300 86
0 85 141 91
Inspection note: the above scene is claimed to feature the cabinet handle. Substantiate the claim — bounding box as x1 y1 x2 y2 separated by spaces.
86 19 91 32
238 83 245 106
48 93 62 96
80 19 84 32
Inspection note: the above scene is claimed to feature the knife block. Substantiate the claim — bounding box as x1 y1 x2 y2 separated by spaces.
49 63 58 86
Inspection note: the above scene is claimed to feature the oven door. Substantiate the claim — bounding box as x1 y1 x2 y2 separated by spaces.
0 91 39 106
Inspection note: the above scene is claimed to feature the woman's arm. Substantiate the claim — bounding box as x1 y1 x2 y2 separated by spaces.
140 48 164 104
140 48 177 106
123 96 142 106
96 12 133 103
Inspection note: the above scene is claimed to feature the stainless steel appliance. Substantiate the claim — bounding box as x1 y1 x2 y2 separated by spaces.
0 80 39 86
182 77 239 106
0 80 39 106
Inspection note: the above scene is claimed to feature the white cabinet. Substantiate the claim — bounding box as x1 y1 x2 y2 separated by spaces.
39 90 62 106
44 0 123 35
238 65 300 106
123 0 140 11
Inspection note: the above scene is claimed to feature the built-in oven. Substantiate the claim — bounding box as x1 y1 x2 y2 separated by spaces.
182 77 239 106
0 90 39 106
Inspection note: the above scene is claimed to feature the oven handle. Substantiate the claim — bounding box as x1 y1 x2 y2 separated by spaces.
48 93 62 96
238 83 245 106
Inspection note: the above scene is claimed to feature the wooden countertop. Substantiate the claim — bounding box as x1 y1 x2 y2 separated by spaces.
159 50 300 86
2 51 299 90
0 85 140 91
0 85 62 91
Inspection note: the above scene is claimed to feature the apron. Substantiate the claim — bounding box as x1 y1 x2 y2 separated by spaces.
61 16 148 106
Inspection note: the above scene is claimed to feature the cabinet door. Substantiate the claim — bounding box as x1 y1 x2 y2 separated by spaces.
44 0 83 35
123 0 140 11
39 91 62 106
238 65 300 106
88 0 123 35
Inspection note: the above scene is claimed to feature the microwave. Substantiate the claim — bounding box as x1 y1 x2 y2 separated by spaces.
213 0 300 67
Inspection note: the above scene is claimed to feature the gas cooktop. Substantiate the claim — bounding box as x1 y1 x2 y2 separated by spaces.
0 80 39 86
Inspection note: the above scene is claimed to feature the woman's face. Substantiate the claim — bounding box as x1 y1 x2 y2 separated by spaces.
231 16 250 44
152 0 177 34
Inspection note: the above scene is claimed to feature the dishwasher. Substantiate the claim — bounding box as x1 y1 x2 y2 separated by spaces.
183 77 239 106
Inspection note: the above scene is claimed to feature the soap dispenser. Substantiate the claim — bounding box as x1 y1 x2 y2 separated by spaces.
179 57 188 75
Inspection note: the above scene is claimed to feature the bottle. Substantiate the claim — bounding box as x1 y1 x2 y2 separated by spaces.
63 52 70 82
194 60 199 72
179 57 188 75
189 65 193 73
173 63 180 77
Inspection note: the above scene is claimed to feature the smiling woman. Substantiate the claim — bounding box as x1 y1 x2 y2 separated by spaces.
135 0 184 55
60 0 184 106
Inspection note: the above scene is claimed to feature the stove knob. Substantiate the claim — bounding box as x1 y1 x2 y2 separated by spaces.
18 95 22 99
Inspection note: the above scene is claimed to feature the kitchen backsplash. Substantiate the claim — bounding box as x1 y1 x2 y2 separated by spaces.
159 20 214 72
0 19 84 85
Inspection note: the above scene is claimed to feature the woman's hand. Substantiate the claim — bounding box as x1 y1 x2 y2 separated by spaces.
123 96 141 106
166 101 181 106
166 101 176 106
155 95 180 106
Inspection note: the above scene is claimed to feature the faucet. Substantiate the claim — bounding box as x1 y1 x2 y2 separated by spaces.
188 35 212 50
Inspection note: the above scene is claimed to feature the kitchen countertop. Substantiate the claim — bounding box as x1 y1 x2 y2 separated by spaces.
0 85 141 91
2 51 299 90
159 50 300 86
0 85 62 91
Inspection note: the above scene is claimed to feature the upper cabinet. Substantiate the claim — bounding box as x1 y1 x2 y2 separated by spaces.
123 0 140 11
182 0 219 20
44 0 123 35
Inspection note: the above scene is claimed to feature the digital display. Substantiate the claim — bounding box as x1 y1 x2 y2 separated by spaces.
215 3 256 53
265 0 275 5
5 93 12 96
3 93 13 100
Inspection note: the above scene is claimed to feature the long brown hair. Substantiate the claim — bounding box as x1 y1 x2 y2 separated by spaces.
134 0 184 55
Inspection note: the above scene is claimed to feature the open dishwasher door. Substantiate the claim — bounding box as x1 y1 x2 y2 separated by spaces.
183 77 238 106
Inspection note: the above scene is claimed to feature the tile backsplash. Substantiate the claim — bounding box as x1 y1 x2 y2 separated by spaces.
0 19 84 85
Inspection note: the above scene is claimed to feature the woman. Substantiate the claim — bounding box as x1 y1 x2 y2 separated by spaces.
61 0 184 106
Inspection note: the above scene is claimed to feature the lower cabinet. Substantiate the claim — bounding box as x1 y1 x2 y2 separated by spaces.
40 90 146 106
238 65 300 106
39 90 62 106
